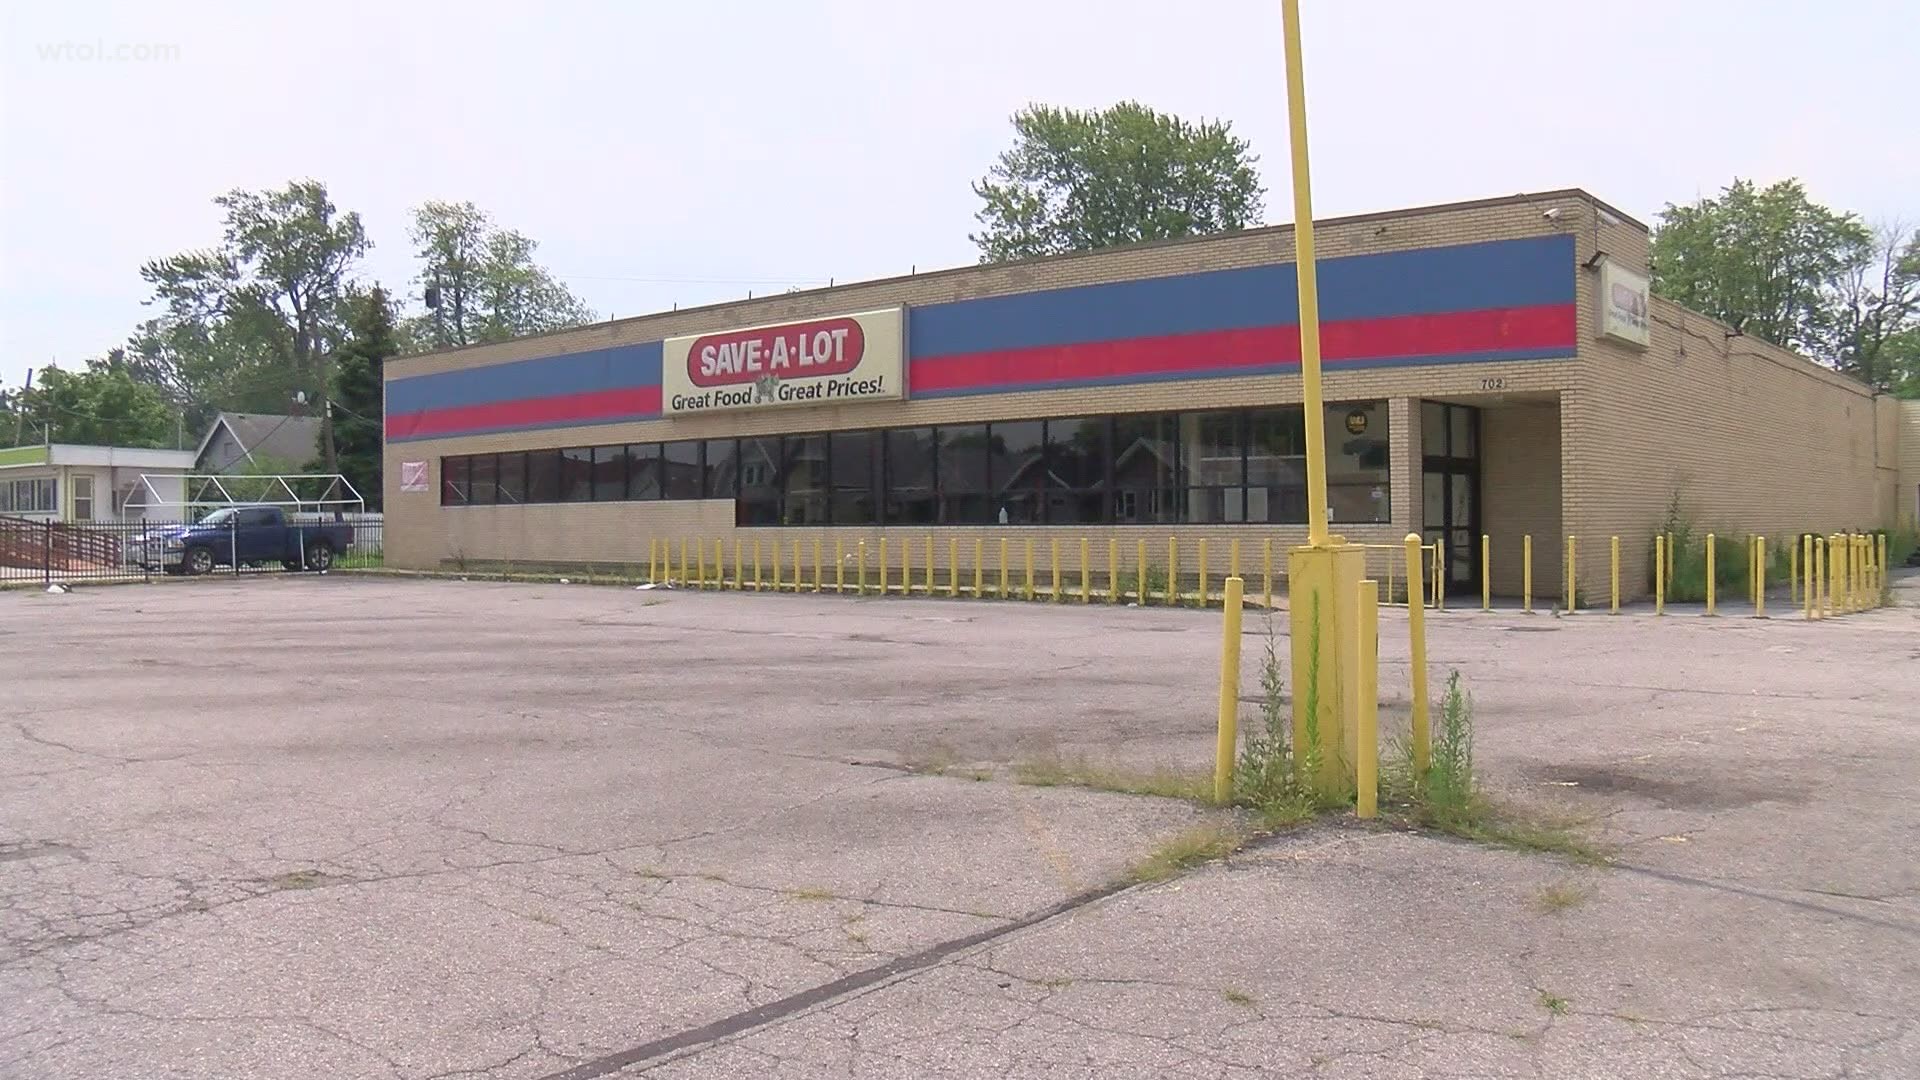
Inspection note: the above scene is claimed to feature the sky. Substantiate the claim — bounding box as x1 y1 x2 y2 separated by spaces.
3 0 1915 391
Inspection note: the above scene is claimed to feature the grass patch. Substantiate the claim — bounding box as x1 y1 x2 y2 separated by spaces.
1128 822 1247 884
1534 882 1590 913
1222 988 1257 1007
1538 991 1572 1016
1012 758 1212 802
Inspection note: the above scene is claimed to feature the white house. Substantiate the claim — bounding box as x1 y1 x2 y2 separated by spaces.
0 444 198 523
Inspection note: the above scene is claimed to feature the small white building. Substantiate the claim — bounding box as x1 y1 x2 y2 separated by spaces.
0 444 198 523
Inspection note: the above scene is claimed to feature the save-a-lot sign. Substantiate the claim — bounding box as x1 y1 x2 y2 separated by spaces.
662 307 906 415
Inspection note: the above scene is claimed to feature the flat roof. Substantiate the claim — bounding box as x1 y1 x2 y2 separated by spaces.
0 444 200 470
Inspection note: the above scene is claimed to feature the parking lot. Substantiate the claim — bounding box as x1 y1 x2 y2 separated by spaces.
3 575 1917 1079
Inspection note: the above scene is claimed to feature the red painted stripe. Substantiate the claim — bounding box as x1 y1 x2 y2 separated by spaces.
909 304 1574 393
389 385 662 440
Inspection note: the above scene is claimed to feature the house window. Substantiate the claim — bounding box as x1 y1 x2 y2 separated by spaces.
73 476 94 521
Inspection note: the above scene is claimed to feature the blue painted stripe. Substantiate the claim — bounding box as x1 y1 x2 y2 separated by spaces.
907 235 1574 359
909 346 1577 399
386 341 662 416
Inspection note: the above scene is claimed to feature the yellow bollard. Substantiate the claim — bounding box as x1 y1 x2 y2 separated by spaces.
1024 538 1035 601
879 537 888 595
1754 535 1765 618
1198 538 1210 608
835 538 846 594
1263 538 1274 610
1790 536 1799 606
814 538 823 593
1704 533 1716 615
792 538 802 593
901 534 912 595
1565 535 1576 613
1404 534 1430 779
1386 547 1397 607
1815 536 1828 618
1482 534 1491 612
1355 578 1378 820
943 537 955 598
1049 538 1062 602
973 538 984 598
925 534 935 596
1080 537 1091 603
1878 534 1888 607
675 539 685 586
1137 539 1148 604
1522 535 1533 613
1108 538 1120 604
1654 534 1665 615
1433 543 1444 610
1609 536 1620 614
647 538 658 583
1666 532 1675 587
695 540 706 589
1213 575 1245 806
1801 536 1812 619
1853 535 1864 611
1230 537 1241 583
770 539 781 592
1167 537 1178 605
999 537 1009 599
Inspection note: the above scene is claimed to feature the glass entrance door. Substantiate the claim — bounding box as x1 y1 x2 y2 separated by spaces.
1421 402 1481 597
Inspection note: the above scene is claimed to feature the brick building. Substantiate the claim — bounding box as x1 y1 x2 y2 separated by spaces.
381 189 1911 601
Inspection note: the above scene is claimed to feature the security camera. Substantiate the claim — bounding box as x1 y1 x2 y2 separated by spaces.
1542 207 1564 221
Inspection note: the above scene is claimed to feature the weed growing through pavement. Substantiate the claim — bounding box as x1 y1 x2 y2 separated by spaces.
1222 988 1257 1007
1534 882 1589 914
1128 822 1246 883
1013 759 1211 801
1538 991 1571 1016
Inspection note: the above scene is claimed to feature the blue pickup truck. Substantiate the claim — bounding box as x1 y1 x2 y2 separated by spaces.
137 506 353 575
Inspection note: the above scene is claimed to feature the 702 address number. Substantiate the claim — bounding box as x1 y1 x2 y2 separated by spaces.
1480 377 1507 391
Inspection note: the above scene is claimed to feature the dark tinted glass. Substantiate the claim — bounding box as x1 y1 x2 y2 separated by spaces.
591 445 628 501
703 440 738 498
989 421 1044 524
663 441 701 499
885 427 936 523
830 431 879 524
628 444 663 499
470 454 498 504
784 434 828 525
441 457 470 505
1247 407 1307 523
559 448 593 502
1048 417 1107 490
737 437 781 524
526 450 561 503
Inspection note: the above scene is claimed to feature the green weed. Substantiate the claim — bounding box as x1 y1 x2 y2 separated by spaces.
1128 823 1246 883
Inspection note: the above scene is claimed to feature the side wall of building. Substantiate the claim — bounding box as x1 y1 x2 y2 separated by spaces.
1900 400 1920 527
1567 292 1891 602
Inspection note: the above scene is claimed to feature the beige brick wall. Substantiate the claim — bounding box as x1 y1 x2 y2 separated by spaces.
1480 400 1563 600
1900 400 1920 526
1567 293 1891 602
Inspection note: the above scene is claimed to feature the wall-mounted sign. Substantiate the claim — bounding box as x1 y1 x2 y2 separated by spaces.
662 307 907 416
1344 409 1369 435
399 460 429 493
1598 259 1650 347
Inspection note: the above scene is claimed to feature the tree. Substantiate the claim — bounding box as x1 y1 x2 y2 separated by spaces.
405 200 594 349
1650 180 1880 364
970 102 1264 263
132 180 370 470
1826 223 1920 391
324 286 398 507
6 362 178 448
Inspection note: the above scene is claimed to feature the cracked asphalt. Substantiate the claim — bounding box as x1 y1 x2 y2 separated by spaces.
2 573 1916 1079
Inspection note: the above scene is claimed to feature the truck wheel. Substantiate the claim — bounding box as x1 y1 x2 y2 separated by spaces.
304 542 334 572
185 547 215 576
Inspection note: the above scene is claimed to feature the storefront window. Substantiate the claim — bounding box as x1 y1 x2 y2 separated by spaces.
703 440 738 498
936 424 991 523
526 450 561 503
1328 401 1390 523
628 444 663 499
830 431 879 524
1047 417 1107 524
591 446 628 501
441 457 471 506
989 420 1044 524
469 454 499 504
783 434 829 525
559 448 593 502
737 437 781 524
884 427 936 523
663 442 702 500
